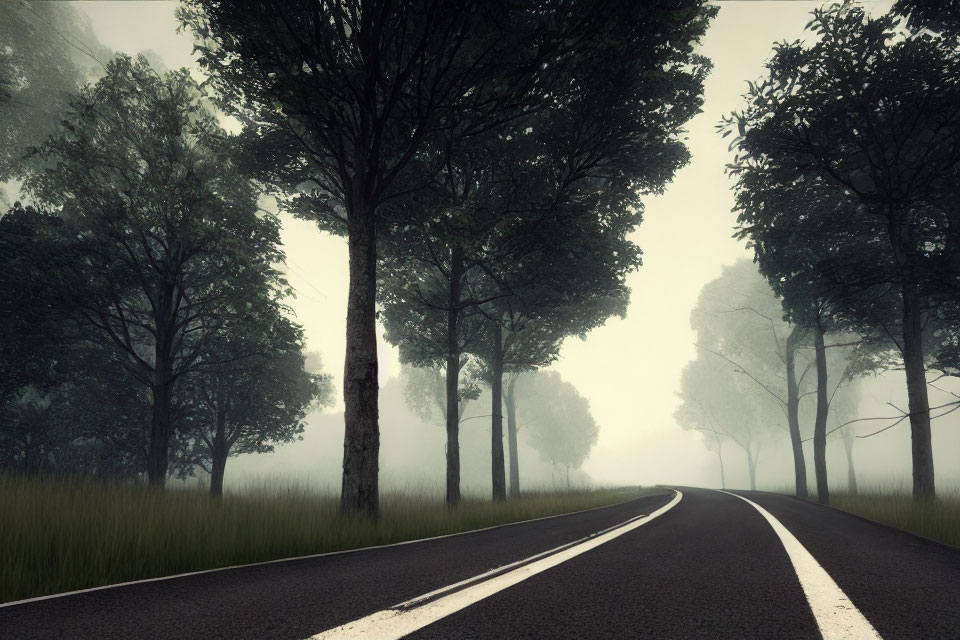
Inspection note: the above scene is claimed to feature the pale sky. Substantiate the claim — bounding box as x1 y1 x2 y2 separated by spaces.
72 0 955 493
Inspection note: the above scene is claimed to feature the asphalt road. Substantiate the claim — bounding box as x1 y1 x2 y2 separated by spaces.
2 487 959 639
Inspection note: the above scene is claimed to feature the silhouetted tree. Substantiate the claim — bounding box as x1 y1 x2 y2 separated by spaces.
181 309 332 497
727 4 960 499
179 0 716 517
22 56 284 487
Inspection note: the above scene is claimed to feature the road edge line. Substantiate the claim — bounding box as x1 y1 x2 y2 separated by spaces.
719 490 883 640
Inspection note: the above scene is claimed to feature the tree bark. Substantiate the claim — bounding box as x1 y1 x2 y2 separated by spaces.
490 323 506 502
210 441 227 499
889 214 935 500
444 247 464 508
785 327 808 498
505 373 520 498
210 384 228 499
341 202 380 518
147 296 176 487
147 376 173 487
813 320 830 505
843 433 857 496
902 276 935 500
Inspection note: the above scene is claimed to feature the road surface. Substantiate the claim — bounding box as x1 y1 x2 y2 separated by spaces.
2 487 959 639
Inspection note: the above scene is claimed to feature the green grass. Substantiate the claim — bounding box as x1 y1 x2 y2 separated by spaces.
0 474 663 604
828 487 960 548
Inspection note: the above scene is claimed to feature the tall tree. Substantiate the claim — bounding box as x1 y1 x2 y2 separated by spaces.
179 0 716 517
22 56 284 487
178 0 578 517
727 3 960 499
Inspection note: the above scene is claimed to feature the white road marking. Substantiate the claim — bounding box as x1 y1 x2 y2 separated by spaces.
309 490 683 640
720 491 883 640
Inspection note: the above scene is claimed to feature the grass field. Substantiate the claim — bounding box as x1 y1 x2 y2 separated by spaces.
828 488 960 549
0 474 663 604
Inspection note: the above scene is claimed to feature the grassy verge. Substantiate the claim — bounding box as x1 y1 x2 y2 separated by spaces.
0 474 663 604
828 489 960 548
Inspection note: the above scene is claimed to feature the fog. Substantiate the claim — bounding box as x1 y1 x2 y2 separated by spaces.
7 0 958 496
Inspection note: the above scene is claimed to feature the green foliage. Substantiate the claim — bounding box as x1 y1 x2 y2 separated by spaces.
892 0 960 37
723 2 960 371
2 55 309 485
0 2 111 181
179 311 333 476
400 364 480 425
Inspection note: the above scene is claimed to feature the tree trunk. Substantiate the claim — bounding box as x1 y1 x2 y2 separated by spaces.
210 442 227 499
506 374 520 498
341 202 380 518
889 215 935 500
147 377 173 487
715 436 726 490
210 387 228 499
444 247 464 508
902 277 935 500
843 433 857 496
785 327 808 498
147 283 178 488
746 448 757 491
813 321 830 505
490 323 506 502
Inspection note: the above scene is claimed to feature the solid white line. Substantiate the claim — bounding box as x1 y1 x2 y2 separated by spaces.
720 491 883 640
309 490 682 640
0 491 660 609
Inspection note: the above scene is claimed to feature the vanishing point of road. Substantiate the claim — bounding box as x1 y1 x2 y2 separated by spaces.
3 487 959 639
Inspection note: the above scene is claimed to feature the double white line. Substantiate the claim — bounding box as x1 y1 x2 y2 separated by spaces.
312 490 884 640
310 491 683 640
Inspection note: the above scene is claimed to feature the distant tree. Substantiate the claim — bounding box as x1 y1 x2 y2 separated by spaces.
676 353 783 492
400 364 480 427
181 308 332 497
686 260 794 490
22 56 284 487
726 4 960 499
829 379 863 496
518 372 598 489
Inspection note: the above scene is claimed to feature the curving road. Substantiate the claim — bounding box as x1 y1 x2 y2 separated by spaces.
2 488 959 639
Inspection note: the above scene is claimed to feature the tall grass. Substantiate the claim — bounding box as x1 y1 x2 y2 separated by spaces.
829 486 960 549
0 474 660 604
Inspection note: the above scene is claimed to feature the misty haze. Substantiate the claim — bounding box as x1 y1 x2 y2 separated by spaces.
2 1 960 638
